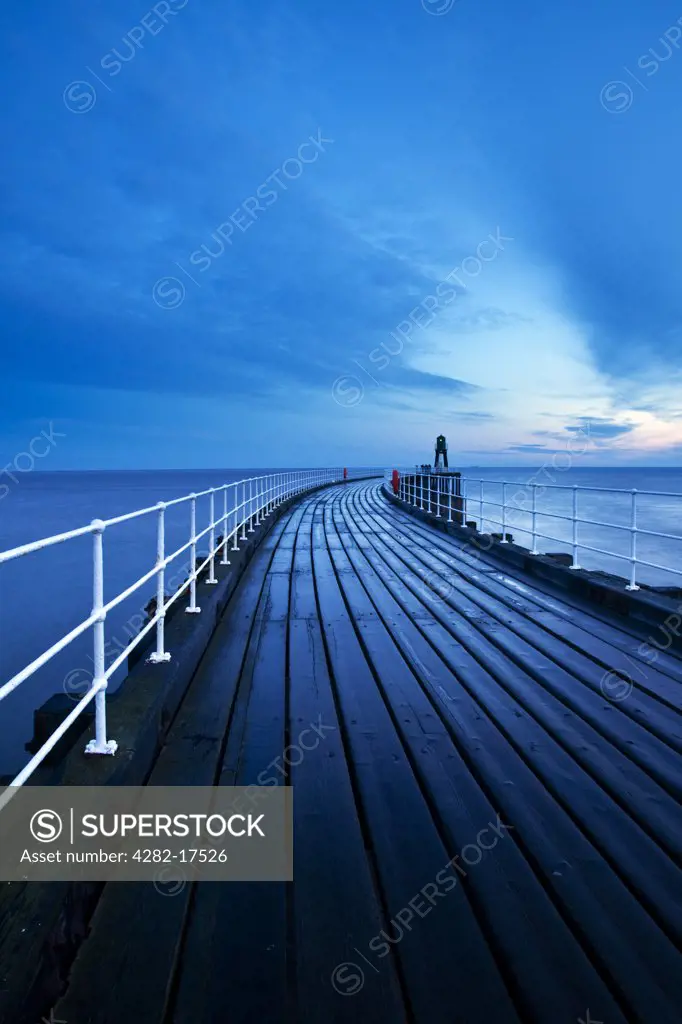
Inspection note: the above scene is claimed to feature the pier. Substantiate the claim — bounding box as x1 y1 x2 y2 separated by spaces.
1 472 682 1023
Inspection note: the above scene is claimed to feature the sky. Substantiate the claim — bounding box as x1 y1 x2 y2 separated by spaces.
1 0 682 469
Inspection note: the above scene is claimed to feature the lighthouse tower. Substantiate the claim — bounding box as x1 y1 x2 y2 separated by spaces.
434 434 449 470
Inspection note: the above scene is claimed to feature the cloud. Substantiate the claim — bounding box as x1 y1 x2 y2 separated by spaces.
2 0 682 467
506 444 552 452
565 417 636 440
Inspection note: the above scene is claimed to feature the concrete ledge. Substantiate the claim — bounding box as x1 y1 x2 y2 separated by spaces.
0 476 378 1024
384 486 682 652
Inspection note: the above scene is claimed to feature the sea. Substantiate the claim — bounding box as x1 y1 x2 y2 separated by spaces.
1 466 681 777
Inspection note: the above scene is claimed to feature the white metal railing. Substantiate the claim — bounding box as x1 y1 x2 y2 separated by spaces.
385 470 682 593
0 468 381 794
384 467 462 526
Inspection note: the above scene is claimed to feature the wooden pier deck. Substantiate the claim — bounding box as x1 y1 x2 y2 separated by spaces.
52 480 682 1024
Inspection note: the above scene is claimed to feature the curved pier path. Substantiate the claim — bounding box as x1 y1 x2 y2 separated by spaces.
55 481 682 1024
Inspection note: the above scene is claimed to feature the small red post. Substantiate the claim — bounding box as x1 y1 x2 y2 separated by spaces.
343 467 348 480
391 469 400 494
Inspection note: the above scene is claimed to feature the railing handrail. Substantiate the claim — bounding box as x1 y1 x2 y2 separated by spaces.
0 468 384 798
461 475 682 499
394 467 682 501
386 469 682 592
1 475 269 564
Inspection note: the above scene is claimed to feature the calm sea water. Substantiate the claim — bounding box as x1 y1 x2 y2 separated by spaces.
0 467 681 776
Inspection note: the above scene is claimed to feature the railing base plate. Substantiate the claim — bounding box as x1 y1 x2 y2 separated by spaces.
84 739 118 756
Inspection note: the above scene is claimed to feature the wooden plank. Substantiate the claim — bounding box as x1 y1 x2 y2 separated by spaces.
324 498 628 1022
364 487 682 695
53 520 290 1024
337 483 682 1020
37 480 682 1024
312 504 520 1024
287 504 407 1020
372 493 682 719
354 491 682 820
171 507 305 1024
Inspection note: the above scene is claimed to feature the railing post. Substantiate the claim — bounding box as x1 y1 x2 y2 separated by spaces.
232 482 239 550
500 482 508 542
207 489 218 583
570 485 581 570
240 481 247 539
462 476 467 525
530 484 538 555
448 475 453 523
626 489 639 591
148 503 171 662
186 494 201 614
220 486 230 564
84 521 117 755
248 479 255 532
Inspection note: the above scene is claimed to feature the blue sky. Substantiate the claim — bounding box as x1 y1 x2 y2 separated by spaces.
1 0 682 468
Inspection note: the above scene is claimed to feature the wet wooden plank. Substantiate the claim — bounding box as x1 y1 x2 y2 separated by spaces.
42 481 682 1024
340 485 682 1020
171 510 304 1024
287 507 407 1020
311 505 520 1024
52 523 290 1024
327 500 633 1022
363 487 682 696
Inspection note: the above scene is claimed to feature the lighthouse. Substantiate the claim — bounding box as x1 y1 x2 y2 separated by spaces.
434 434 448 470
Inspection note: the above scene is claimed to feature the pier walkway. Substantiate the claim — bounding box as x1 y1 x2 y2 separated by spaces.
15 480 682 1022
